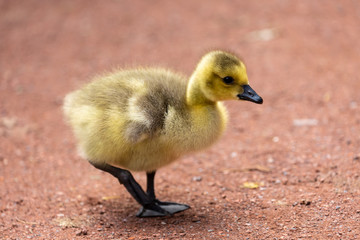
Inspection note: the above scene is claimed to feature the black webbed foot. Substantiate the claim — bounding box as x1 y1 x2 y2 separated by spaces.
136 200 190 217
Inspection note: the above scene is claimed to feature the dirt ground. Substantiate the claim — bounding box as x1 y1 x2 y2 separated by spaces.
1 0 360 239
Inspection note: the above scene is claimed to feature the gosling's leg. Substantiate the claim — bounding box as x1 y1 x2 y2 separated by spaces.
136 171 190 217
89 162 170 217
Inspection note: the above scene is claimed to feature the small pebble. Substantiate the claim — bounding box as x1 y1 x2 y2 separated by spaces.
192 176 202 182
300 200 311 206
75 229 88 236
191 217 201 223
267 157 274 163
350 101 358 109
293 119 318 127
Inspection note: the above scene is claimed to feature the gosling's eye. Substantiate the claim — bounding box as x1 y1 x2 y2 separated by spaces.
222 76 234 85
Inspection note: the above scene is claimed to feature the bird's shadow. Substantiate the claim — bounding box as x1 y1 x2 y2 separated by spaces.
95 198 212 234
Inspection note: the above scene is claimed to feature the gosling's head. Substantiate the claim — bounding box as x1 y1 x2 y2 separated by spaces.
194 51 263 104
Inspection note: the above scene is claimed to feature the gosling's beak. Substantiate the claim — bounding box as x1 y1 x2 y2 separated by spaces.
237 85 263 104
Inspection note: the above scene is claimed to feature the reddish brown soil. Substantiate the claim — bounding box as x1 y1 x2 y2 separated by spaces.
1 0 360 239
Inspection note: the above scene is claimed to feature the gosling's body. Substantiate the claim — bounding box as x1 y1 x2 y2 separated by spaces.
63 51 263 217
64 68 227 171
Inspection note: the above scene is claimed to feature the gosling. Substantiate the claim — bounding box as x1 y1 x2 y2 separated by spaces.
63 50 263 217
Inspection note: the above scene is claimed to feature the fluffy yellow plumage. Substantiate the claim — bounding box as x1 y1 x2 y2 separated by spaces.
63 50 263 217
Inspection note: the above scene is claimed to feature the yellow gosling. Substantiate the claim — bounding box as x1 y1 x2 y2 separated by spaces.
63 50 263 217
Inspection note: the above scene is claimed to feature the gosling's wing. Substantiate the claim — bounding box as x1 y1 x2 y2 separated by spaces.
125 88 168 143
124 70 188 143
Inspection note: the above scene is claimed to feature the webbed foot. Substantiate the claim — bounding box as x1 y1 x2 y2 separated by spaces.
136 200 190 217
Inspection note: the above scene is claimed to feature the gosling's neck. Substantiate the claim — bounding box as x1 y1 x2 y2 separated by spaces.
186 53 219 106
186 73 215 106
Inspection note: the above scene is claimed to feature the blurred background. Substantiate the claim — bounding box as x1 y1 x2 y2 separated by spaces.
1 0 360 238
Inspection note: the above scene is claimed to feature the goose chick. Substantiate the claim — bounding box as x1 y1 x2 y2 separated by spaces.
63 50 263 217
